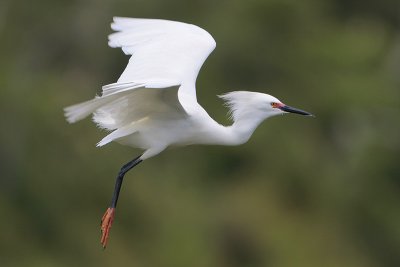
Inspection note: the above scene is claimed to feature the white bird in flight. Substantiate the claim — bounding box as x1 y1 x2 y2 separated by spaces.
64 17 313 248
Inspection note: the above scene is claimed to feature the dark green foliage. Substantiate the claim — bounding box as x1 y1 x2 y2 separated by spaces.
0 0 399 266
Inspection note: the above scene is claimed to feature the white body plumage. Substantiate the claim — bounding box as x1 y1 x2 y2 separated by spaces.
64 17 313 248
65 17 311 160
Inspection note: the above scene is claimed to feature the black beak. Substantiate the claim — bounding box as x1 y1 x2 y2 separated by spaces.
279 105 314 116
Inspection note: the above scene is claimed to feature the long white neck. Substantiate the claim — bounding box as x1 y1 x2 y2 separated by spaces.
205 115 268 146
210 91 281 146
194 92 282 146
230 116 267 145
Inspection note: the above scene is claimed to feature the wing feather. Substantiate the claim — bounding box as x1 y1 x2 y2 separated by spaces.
107 17 216 98
65 18 216 146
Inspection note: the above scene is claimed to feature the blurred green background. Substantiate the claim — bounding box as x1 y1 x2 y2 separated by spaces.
1 0 399 266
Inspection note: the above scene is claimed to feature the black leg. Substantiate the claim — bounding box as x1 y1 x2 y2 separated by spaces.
100 154 143 248
110 155 143 208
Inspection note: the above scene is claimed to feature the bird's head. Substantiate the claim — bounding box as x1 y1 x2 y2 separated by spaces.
219 91 313 122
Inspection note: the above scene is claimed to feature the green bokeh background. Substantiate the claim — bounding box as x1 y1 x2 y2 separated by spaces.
1 0 399 266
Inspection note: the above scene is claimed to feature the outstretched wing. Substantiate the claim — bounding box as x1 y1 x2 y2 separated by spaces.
65 18 216 146
105 17 216 99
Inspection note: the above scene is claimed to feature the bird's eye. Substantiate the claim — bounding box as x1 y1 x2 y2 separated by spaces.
271 102 278 108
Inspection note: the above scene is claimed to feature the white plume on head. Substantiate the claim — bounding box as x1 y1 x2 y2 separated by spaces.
218 91 281 121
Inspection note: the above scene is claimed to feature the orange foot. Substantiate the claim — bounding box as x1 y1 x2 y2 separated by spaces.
100 207 115 248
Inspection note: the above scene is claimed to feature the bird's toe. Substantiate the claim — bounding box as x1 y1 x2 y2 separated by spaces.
100 207 115 248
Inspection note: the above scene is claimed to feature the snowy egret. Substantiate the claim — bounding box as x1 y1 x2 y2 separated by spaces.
64 17 313 248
